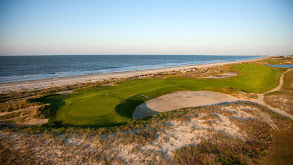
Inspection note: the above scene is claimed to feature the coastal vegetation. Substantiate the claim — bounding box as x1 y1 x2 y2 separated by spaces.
0 0 292 162
263 128 293 165
264 70 293 115
0 99 38 112
1 56 293 164
33 63 284 126
1 102 292 164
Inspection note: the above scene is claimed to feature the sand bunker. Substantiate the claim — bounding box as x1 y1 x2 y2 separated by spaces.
132 91 239 118
205 71 238 79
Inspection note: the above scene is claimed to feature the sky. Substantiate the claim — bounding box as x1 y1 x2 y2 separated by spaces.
0 0 293 56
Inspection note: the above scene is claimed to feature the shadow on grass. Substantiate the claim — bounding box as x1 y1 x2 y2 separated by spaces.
29 94 66 121
27 86 190 128
115 94 147 118
115 86 187 119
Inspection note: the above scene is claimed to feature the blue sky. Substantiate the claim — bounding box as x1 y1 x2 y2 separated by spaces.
0 0 292 55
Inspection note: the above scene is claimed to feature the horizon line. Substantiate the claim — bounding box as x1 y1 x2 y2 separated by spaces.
0 54 272 56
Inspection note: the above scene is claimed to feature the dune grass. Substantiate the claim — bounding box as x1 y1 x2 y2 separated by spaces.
34 64 285 126
263 128 293 165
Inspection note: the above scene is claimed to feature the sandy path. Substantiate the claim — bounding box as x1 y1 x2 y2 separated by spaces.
264 69 292 94
0 114 35 122
0 105 41 117
0 105 48 125
255 69 293 120
132 91 239 119
0 114 48 126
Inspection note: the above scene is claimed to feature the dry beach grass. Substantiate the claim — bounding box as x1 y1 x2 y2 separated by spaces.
0 102 292 164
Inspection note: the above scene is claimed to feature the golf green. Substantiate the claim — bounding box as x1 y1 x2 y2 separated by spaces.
36 64 285 126
64 95 121 118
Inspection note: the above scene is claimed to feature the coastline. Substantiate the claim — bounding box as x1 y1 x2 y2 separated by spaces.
0 57 268 93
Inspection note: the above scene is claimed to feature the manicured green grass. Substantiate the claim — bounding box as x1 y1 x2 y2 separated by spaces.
64 96 121 118
35 64 285 126
227 64 285 93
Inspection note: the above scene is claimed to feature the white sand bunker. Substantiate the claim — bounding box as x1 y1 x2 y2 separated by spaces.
205 71 238 79
133 91 239 118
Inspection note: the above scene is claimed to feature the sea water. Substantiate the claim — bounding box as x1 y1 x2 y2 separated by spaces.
0 55 262 83
266 64 293 68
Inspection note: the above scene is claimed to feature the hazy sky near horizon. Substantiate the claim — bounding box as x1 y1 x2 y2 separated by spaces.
0 0 293 56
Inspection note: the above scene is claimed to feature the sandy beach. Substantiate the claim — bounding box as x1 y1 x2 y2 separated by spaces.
0 57 267 93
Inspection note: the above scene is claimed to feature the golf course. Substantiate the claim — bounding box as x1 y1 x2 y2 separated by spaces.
35 64 285 126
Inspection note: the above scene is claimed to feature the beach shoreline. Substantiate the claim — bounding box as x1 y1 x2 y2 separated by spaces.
0 57 268 93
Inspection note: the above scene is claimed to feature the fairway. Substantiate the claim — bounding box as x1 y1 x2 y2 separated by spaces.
37 64 285 126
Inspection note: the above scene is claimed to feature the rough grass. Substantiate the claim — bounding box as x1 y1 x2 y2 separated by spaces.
264 70 293 115
0 111 24 120
263 128 293 165
1 102 292 164
0 99 38 112
32 64 285 126
173 133 267 165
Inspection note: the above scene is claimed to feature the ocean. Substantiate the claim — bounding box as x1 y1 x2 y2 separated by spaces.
0 55 262 83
